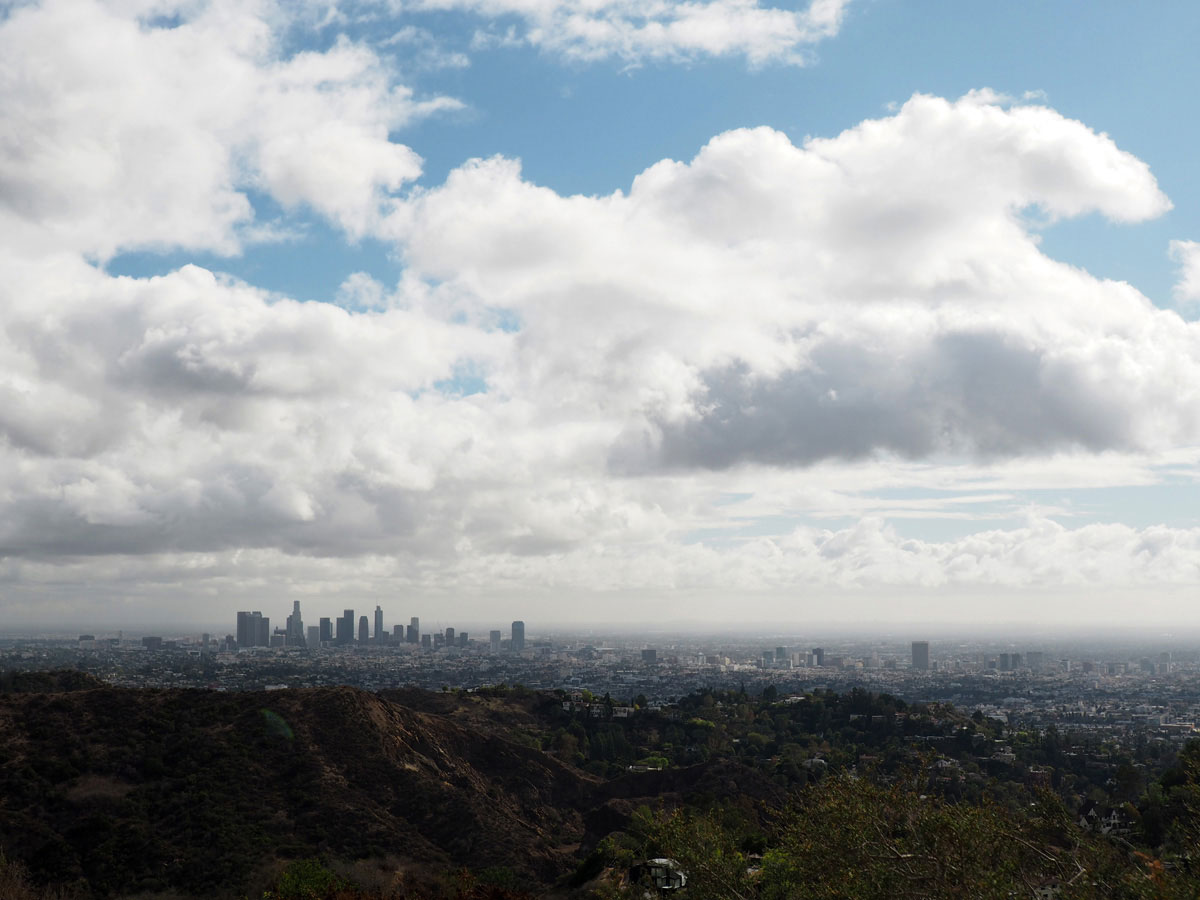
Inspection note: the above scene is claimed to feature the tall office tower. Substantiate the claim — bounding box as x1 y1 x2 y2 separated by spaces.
319 617 332 644
255 613 269 648
511 620 525 652
286 601 305 647
911 641 930 671
358 616 369 644
374 605 384 641
201 633 210 656
434 633 444 650
458 632 468 647
421 633 432 649
775 646 788 665
811 647 825 667
1159 651 1172 673
489 630 502 654
236 611 253 648
409 617 420 644
394 624 404 642
445 627 455 646
307 625 320 649
1011 653 1022 669
642 648 657 665
337 609 354 645
998 652 1011 671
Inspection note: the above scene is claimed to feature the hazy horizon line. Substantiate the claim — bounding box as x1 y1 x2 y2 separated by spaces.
6 620 1199 644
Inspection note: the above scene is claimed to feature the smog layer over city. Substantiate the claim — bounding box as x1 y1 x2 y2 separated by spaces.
4 1 1200 898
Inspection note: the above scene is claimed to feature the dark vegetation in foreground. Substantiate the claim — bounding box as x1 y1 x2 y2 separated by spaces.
1 671 1200 898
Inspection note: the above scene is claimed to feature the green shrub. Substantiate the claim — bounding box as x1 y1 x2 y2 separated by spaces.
262 858 346 900
475 866 519 889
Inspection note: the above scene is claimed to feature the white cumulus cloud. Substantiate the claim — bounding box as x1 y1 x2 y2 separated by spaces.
0 0 456 260
395 92 1184 472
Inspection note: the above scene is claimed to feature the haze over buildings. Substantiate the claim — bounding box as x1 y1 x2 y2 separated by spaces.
3 1 1200 630
206 601 533 660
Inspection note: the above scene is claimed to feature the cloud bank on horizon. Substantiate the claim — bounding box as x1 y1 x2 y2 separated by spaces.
2 0 1199 626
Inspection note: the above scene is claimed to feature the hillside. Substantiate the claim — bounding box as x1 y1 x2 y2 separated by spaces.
8 678 1200 899
0 682 791 899
0 684 605 897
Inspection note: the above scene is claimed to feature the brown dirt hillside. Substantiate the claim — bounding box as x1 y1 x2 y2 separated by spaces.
0 685 596 898
376 687 559 749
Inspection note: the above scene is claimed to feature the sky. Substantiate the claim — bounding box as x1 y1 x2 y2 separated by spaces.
3 0 1200 631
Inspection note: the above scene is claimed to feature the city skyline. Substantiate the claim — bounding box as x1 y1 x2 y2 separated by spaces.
4 1 1200 629
227 601 527 651
8 624 1194 686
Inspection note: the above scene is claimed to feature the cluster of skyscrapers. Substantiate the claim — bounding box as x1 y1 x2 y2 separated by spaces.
233 602 525 654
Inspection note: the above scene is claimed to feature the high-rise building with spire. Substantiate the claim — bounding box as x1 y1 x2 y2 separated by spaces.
286 601 305 648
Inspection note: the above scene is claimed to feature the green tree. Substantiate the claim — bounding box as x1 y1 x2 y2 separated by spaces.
623 774 1195 899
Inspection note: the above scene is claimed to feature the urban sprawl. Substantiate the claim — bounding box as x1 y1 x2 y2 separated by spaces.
4 603 1200 760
